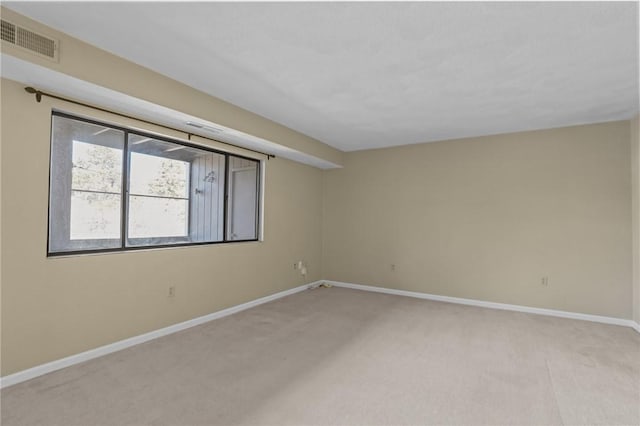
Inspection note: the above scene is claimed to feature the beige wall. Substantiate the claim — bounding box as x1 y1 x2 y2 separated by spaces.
631 115 640 324
0 77 324 375
323 122 632 319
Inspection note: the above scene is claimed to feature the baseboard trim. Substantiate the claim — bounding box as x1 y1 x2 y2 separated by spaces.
0 281 321 389
325 280 638 330
2 279 637 389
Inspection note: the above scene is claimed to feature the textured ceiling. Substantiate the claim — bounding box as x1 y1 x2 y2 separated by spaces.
5 2 639 151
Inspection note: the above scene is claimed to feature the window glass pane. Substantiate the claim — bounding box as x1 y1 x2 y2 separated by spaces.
126 135 225 246
128 196 188 238
49 115 124 253
227 156 259 241
129 152 189 198
190 152 226 243
70 191 121 239
72 141 122 193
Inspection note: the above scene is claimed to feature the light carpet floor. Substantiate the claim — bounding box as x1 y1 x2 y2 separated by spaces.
1 287 639 426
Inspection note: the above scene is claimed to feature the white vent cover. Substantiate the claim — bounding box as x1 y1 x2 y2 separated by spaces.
1 19 58 62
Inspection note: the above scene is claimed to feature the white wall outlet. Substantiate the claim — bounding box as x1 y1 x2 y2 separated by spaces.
168 286 176 297
391 264 396 272
541 277 549 286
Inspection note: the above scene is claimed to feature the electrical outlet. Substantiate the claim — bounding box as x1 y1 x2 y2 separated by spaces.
541 277 549 286
168 286 176 297
293 262 298 270
391 264 396 272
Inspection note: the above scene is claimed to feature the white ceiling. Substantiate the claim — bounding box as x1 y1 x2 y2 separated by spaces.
5 2 639 151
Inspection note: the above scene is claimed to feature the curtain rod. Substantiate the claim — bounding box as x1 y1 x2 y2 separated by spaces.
24 86 275 159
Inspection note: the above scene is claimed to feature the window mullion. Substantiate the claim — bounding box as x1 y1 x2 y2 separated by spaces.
255 161 261 239
121 130 130 249
187 162 192 241
223 154 230 242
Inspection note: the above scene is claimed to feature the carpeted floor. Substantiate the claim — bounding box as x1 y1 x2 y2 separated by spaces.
1 287 639 425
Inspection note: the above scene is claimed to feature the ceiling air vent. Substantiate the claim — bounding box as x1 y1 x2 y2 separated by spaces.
1 19 59 62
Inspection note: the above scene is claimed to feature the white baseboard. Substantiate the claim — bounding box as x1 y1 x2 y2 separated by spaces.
325 280 639 331
0 281 321 389
2 279 637 389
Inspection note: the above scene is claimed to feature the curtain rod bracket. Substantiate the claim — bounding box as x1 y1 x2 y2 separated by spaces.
25 86 42 102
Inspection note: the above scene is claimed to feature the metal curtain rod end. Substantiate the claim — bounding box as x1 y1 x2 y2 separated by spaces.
25 86 42 102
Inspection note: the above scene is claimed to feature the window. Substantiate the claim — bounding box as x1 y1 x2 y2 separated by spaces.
49 116 125 252
227 156 259 241
48 113 261 255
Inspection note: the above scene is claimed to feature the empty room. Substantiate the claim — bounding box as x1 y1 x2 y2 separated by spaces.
1 2 639 425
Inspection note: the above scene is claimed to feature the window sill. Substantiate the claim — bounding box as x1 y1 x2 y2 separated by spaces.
47 239 262 258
